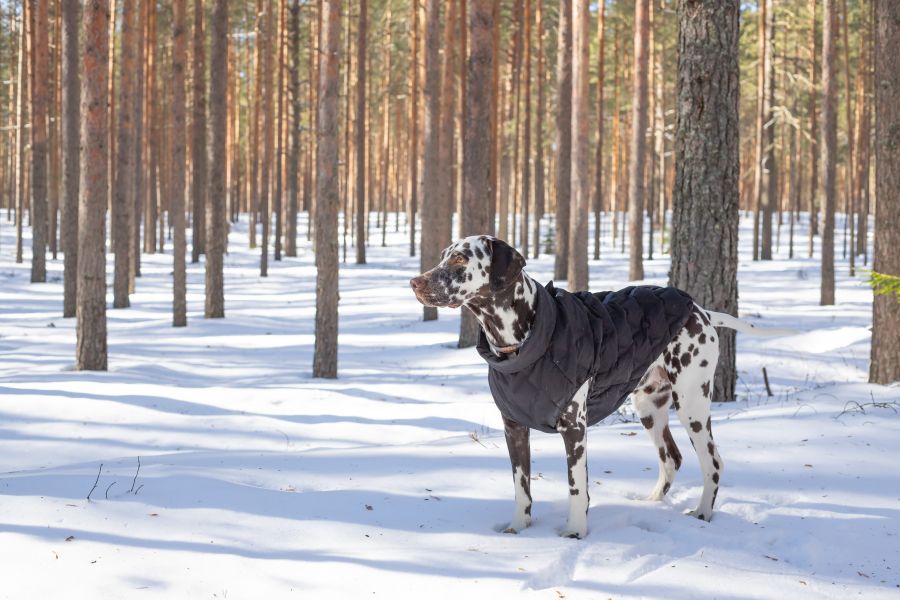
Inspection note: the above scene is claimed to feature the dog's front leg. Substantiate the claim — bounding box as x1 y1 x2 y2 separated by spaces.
557 379 591 539
502 416 532 533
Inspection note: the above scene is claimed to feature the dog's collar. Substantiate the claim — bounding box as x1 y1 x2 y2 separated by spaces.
494 344 520 355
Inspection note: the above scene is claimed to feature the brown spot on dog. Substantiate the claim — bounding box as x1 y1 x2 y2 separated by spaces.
681 352 692 367
641 416 654 430
643 385 655 394
699 333 707 344
713 458 720 470
671 391 681 410
701 381 711 398
707 441 715 456
706 416 712 433
712 472 719 484
658 447 666 463
662 482 671 495
710 335 715 343
712 486 719 507
685 314 703 337
700 359 708 367
690 420 703 433
653 393 670 408
662 427 682 470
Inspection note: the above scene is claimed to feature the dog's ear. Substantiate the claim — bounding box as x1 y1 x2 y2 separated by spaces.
488 238 526 292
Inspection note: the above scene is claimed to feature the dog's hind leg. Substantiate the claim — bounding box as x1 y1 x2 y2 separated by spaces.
502 417 532 533
633 365 682 501
557 378 591 539
667 316 723 521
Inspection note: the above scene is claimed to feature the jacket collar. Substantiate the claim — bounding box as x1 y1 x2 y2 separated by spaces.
476 281 558 373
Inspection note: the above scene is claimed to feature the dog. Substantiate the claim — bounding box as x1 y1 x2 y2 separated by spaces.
411 235 769 539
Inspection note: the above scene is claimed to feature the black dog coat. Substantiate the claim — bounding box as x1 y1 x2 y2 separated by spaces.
476 282 695 433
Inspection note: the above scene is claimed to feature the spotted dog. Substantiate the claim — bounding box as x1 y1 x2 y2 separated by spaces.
411 235 766 539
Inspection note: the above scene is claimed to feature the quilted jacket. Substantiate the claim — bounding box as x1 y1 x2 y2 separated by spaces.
476 281 695 433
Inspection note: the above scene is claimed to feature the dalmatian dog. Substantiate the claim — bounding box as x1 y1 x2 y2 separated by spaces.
410 235 772 539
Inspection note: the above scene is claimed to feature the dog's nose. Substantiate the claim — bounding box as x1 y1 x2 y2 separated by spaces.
410 276 427 291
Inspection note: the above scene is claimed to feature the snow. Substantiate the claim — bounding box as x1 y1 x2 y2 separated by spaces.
1 214 898 599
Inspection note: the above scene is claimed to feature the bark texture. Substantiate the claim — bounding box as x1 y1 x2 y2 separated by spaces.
553 0 572 280
62 0 81 318
820 0 837 305
459 0 495 348
567 0 589 290
313 0 341 378
191 0 207 263
419 0 442 321
870 0 900 383
76 0 109 371
31 0 50 283
670 0 740 402
172 0 188 326
205 0 228 318
626 0 650 282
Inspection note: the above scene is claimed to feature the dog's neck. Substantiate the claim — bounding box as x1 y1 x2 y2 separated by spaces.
466 272 538 355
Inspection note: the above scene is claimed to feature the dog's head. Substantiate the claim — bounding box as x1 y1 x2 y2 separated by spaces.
410 236 526 308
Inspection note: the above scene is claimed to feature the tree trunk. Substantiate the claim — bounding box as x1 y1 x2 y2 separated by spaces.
626 0 649 282
459 0 495 348
62 0 81 318
113 0 138 306
172 0 188 326
130 0 146 288
205 0 227 319
408 0 418 257
31 0 50 284
14 1 28 265
76 0 109 371
670 0 740 402
313 0 341 379
191 0 207 263
807 0 819 256
419 0 442 321
260 0 275 276
760 0 775 260
751 0 765 262
566 0 589 290
592 1 605 262
437 0 458 255
869 0 900 383
287 0 300 257
532 0 544 260
274 0 286 262
554 0 572 280
355 0 367 264
820 0 837 306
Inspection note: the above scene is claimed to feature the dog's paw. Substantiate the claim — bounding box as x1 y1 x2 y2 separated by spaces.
685 509 711 522
498 516 532 534
560 529 585 540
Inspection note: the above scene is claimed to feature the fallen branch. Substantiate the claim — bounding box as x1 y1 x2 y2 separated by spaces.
105 481 116 499
86 464 103 502
762 367 773 397
128 456 141 494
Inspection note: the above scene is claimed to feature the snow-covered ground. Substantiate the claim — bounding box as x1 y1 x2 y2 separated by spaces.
1 214 898 599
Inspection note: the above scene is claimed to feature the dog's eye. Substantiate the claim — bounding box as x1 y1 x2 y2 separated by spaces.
450 254 466 265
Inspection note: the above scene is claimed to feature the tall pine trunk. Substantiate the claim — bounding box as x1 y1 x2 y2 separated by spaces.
554 0 572 280
31 0 50 283
820 0 837 306
191 0 207 263
76 0 109 371
62 0 81 318
205 0 227 318
567 0 589 290
419 0 442 321
355 0 367 264
626 0 650 282
869 0 900 383
172 0 188 326
670 0 740 401
459 0 495 348
313 0 341 378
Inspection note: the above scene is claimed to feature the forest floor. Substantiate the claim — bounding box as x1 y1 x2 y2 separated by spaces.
1 215 898 599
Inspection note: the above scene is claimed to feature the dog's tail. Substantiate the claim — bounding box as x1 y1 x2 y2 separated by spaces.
705 309 799 337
